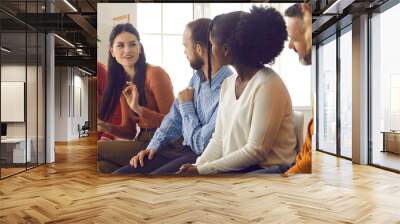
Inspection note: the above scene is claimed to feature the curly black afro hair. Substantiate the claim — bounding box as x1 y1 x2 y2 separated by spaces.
207 7 287 82
231 6 288 67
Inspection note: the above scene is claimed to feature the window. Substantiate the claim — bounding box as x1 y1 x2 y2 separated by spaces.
137 3 194 95
208 3 271 18
340 27 352 158
370 2 400 171
273 43 312 107
0 1 46 179
317 36 337 155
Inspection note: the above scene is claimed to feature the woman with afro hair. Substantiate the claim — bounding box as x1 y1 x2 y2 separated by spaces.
178 6 297 175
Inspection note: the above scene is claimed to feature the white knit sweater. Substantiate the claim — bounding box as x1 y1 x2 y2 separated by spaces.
196 67 297 174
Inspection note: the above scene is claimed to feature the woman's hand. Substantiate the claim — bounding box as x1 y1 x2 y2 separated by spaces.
123 83 143 116
176 164 199 175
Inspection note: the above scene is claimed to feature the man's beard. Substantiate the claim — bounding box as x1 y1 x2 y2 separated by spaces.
190 54 204 70
300 50 311 66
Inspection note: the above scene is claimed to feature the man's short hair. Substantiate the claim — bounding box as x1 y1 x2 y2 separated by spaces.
186 18 212 48
284 3 304 19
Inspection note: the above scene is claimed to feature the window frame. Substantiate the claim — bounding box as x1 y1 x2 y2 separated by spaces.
368 0 400 173
315 19 353 161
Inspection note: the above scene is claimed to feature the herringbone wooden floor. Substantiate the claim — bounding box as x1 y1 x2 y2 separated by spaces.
0 135 399 224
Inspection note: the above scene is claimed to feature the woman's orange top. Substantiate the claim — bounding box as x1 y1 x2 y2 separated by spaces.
285 117 313 174
98 63 174 139
119 64 174 129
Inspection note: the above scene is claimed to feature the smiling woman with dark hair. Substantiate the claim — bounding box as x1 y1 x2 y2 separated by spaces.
178 6 297 175
97 23 174 173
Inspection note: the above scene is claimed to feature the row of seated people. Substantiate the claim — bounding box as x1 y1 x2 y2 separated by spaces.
97 4 312 175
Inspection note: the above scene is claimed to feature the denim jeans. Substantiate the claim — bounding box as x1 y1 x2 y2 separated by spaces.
247 164 292 174
223 164 291 174
113 144 197 175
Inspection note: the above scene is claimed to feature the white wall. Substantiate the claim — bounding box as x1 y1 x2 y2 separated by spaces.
54 67 89 141
1 65 26 81
1 64 45 163
1 65 33 137
55 66 68 141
